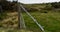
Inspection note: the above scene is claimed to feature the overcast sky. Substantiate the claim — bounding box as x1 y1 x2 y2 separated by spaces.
8 0 60 4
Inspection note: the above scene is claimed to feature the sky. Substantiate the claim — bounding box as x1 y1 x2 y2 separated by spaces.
7 0 60 4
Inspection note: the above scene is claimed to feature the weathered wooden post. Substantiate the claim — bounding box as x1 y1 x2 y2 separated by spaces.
17 0 20 29
17 0 26 29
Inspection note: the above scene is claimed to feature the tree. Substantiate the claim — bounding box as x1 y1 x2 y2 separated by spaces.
0 0 17 11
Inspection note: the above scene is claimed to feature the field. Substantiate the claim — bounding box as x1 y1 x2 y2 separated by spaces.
0 11 60 32
0 0 60 32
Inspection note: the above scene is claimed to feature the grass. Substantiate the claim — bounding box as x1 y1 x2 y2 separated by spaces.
23 11 60 32
0 11 60 32
0 28 33 32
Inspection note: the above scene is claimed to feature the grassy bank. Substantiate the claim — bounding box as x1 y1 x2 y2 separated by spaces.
0 11 60 32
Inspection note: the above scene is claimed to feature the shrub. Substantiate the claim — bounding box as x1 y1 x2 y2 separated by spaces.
40 10 48 13
51 2 60 8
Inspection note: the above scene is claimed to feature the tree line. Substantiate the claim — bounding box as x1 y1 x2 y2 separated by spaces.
0 0 17 11
0 0 60 11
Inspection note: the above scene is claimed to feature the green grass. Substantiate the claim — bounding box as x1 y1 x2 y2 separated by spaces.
0 11 60 32
0 28 34 32
22 11 60 32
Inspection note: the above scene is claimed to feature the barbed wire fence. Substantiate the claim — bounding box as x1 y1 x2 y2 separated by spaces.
18 4 45 32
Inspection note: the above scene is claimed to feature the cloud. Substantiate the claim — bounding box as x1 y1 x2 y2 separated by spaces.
7 0 60 4
18 0 60 4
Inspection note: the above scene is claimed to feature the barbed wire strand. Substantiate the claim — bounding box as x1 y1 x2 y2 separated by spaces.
20 4 45 32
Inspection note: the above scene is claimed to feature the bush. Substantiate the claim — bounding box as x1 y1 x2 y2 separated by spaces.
51 2 60 8
40 10 48 13
42 4 52 10
25 7 39 12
